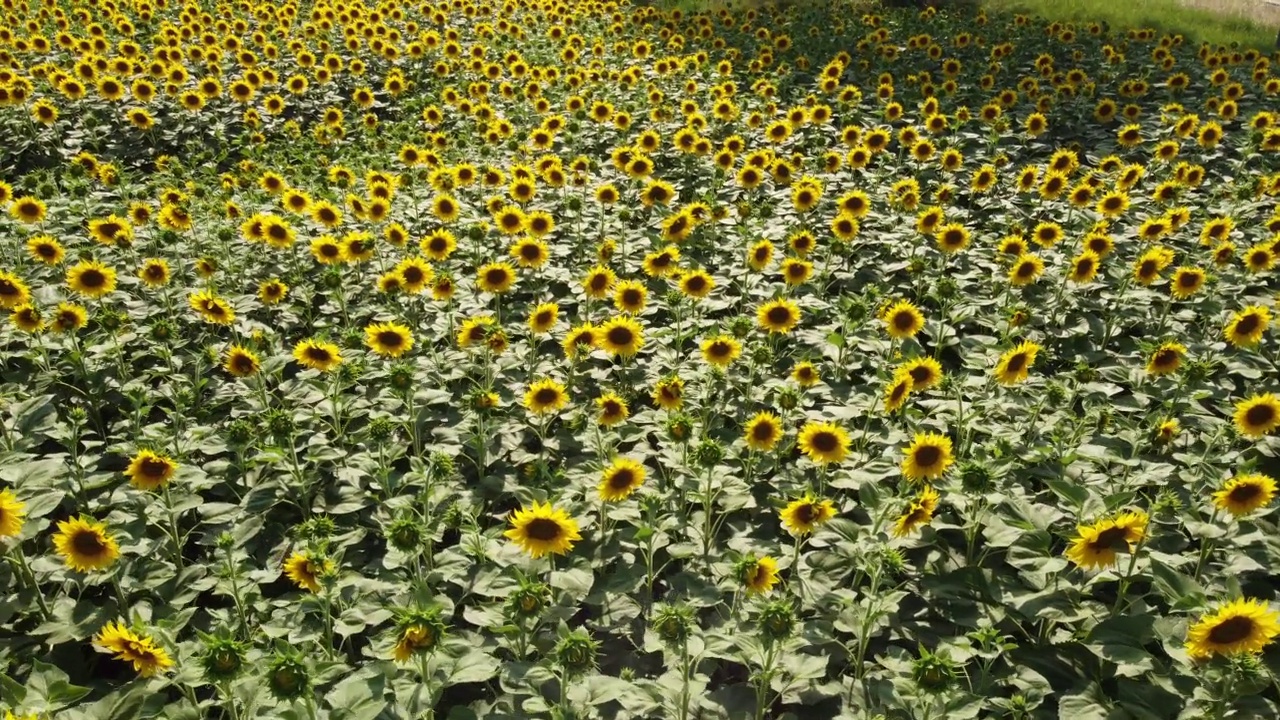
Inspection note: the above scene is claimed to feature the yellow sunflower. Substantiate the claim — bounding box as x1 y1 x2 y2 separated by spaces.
779 495 836 536
224 345 261 377
292 339 343 372
598 316 644 357
1064 511 1148 570
744 411 784 452
598 457 647 502
524 378 569 414
476 262 517 294
66 260 118 299
284 551 334 593
892 486 940 537
1146 341 1186 376
596 393 630 427
797 420 850 465
901 357 943 390
93 620 174 678
0 271 31 309
994 340 1040 386
1186 598 1280 660
125 449 177 491
757 298 801 334
901 432 955 482
1234 394 1280 438
1212 474 1277 516
741 555 779 595
504 501 581 558
0 489 25 538
1224 305 1270 348
882 300 925 339
189 290 236 325
365 321 414 358
53 516 120 572
701 335 742 368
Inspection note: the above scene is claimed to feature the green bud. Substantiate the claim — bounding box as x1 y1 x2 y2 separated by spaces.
200 632 248 683
265 650 310 700
553 629 599 678
756 600 795 645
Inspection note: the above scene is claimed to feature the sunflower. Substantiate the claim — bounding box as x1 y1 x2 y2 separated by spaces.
582 265 617 299
994 340 1040 386
10 305 42 333
396 258 434 294
882 300 925 339
510 237 550 268
678 269 715 299
652 376 685 411
473 262 515 294
1224 305 1271 348
9 196 47 224
365 322 414 358
88 216 132 246
53 516 120 572
757 298 801 334
0 489 25 538
51 302 87 333
701 335 742 368
125 449 178 491
504 501 581 558
421 230 457 261
391 609 447 662
528 302 559 334
741 556 779 594
935 223 970 253
1064 511 1148 570
779 495 836 536
1234 394 1280 438
613 280 648 314
884 371 914 413
137 258 170 287
1155 418 1181 444
797 420 850 465
599 457 647 502
524 378 569 414
744 411 784 451
1244 244 1275 274
1170 267 1206 299
258 279 288 305
224 345 261 377
66 260 117 299
1186 598 1280 660
93 621 174 678
792 361 819 387
1213 474 1277 516
1146 342 1186 376
1008 254 1045 286
26 235 65 265
780 258 813 286
189 290 236 325
284 551 334 593
902 357 943 390
892 486 940 537
596 392 630 427
292 339 343 372
643 247 680 277
598 316 644 357
1068 251 1101 284
562 323 598 359
901 432 955 482
0 271 31 310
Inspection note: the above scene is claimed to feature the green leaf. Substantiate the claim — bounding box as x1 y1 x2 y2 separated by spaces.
444 651 499 686
1150 560 1206 611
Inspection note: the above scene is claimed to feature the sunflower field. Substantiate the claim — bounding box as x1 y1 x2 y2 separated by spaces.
4 0 1280 717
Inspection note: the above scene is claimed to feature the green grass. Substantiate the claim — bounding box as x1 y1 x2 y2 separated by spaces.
979 0 1279 51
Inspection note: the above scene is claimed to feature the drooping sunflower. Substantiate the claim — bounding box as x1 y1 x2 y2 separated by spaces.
1224 305 1271 348
292 339 343 372
224 345 260 378
884 371 914 413
1212 474 1277 516
892 486 940 537
744 411 784 452
1233 394 1280 438
1064 511 1148 570
741 555 779 595
125 449 178 491
994 340 1040 386
652 376 685 411
53 516 120 572
797 421 850 465
701 335 742 368
391 608 447 663
901 432 955 482
284 551 334 593
598 316 644 357
779 495 836 536
1185 599 1280 660
882 300 925 339
524 378 569 414
189 290 236 325
0 271 31 310
1146 341 1186 376
365 322 414 358
0 488 25 538
504 501 581 558
757 298 801 334
596 392 630 427
598 457 647 502
93 620 174 678
66 260 117 299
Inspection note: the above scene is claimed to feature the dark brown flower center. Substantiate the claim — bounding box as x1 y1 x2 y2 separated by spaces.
607 326 633 346
306 347 332 362
80 269 105 287
608 469 636 490
140 457 170 479
913 444 942 468
72 530 106 556
1245 404 1276 427
1235 314 1260 335
486 268 510 286
752 422 776 442
892 311 915 331
767 306 793 325
1006 353 1028 373
810 431 839 453
1207 616 1255 645
533 388 559 405
525 518 562 542
377 331 404 348
1228 483 1262 504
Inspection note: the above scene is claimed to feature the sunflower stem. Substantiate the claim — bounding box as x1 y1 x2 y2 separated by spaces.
162 485 185 571
10 546 51 620
1193 508 1221 581
1110 536 1146 616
